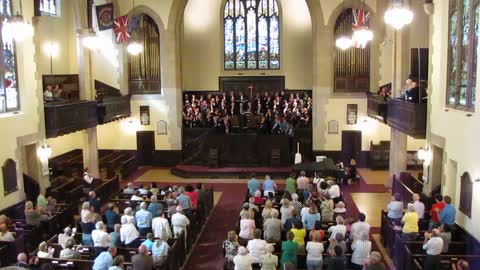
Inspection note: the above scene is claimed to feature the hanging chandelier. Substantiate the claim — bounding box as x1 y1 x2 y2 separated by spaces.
352 26 373 49
3 0 33 42
384 2 414 30
336 36 353 50
127 0 143 55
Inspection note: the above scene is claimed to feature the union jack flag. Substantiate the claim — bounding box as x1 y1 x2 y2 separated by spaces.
352 8 370 30
114 15 130 43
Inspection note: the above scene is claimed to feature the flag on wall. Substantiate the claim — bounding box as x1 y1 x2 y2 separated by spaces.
114 15 130 43
95 3 114 31
352 8 370 30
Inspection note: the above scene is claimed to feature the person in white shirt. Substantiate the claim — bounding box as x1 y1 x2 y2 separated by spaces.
351 231 372 267
312 172 324 191
328 216 347 240
120 215 140 248
280 199 294 226
81 202 92 223
422 229 444 269
92 221 111 247
122 207 135 224
246 229 267 264
233 246 254 270
301 200 312 219
350 213 370 240
37 241 54 258
138 184 149 195
306 231 324 269
58 227 74 248
152 210 172 241
327 182 341 203
83 167 94 186
131 191 143 201
171 206 190 238
123 183 135 194
413 193 425 219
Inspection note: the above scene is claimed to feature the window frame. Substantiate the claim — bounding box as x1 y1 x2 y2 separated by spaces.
36 0 61 17
0 0 20 113
223 0 281 71
446 0 480 111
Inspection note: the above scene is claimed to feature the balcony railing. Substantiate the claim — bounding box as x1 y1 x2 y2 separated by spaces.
45 101 98 138
97 95 131 124
387 98 427 139
367 93 388 123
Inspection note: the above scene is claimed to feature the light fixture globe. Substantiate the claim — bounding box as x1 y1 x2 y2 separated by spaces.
384 5 414 30
352 27 373 48
336 36 353 50
127 41 143 55
3 13 33 42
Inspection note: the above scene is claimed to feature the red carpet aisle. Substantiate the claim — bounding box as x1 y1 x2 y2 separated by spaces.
183 183 247 270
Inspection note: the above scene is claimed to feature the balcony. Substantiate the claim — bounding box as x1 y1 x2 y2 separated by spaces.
45 101 98 138
367 93 388 123
97 95 131 124
129 79 161 95
387 98 427 139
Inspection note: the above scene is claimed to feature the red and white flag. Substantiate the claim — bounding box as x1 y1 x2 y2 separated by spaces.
114 15 130 43
352 8 370 30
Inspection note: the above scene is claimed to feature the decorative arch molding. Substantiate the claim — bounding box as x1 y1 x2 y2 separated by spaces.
459 171 473 218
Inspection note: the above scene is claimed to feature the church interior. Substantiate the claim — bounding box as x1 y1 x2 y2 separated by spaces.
0 0 478 269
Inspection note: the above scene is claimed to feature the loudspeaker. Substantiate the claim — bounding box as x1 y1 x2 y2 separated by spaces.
271 148 281 166
208 148 219 167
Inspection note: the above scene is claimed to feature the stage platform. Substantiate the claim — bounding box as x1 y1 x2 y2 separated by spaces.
171 164 292 179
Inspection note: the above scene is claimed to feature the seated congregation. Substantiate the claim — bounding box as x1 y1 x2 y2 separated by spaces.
0 179 214 270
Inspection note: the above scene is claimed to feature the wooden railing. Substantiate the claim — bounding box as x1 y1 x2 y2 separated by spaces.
367 92 388 122
44 101 98 138
129 79 161 95
97 95 131 124
387 98 427 139
392 172 424 207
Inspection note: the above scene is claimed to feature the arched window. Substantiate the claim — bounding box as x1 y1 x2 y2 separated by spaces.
128 14 161 95
0 0 19 113
224 0 280 70
446 0 479 110
459 171 473 218
334 8 370 93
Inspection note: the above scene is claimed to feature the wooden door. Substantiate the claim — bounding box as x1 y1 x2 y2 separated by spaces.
341 130 362 165
136 131 155 166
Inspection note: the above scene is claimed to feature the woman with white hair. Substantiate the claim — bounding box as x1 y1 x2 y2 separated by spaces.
24 201 48 226
122 207 135 224
247 229 267 264
120 215 140 248
80 211 95 245
262 200 274 221
58 227 74 248
233 246 254 270
37 241 54 258
401 203 419 241
239 212 256 240
280 199 294 226
260 244 278 270
263 209 281 242
290 193 303 213
92 221 111 247
80 202 92 223
328 216 347 240
351 231 372 269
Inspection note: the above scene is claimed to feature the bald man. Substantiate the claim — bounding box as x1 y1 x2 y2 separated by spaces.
132 244 154 270
423 229 444 270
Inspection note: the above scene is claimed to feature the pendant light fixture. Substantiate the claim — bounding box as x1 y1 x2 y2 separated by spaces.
127 0 143 55
335 1 353 50
384 0 414 30
3 0 33 42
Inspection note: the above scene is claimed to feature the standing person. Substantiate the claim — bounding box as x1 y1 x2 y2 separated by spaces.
326 246 345 270
263 210 282 243
105 204 120 232
280 231 298 269
412 193 425 219
223 231 240 269
246 229 267 264
92 221 111 248
196 183 209 219
108 255 125 270
280 199 294 227
297 171 310 195
260 244 278 270
387 193 404 221
131 245 154 270
350 213 370 240
303 204 321 231
422 229 444 270
171 206 190 238
306 231 324 270
291 220 307 252
184 185 198 209
83 168 94 189
327 182 341 204
152 238 170 265
401 203 419 241
92 247 117 270
328 216 347 240
152 210 172 241
351 232 372 269
176 187 193 218
147 195 163 218
263 175 277 196
120 216 140 248
348 159 358 184
320 194 334 223
233 246 254 270
429 194 445 230
285 173 297 195
438 224 452 253
239 212 256 240
135 202 153 235
291 194 303 213
438 195 456 227
248 173 260 196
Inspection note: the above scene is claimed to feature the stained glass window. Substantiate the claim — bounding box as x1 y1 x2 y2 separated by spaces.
447 0 479 110
224 0 280 70
0 0 18 113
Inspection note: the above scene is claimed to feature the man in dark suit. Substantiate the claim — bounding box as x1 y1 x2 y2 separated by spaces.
405 81 420 103
132 245 154 270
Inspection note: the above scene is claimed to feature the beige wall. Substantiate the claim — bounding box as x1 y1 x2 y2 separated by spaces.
428 0 480 239
181 0 313 90
0 0 41 209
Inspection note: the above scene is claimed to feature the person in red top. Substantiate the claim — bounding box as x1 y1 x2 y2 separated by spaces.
429 194 445 230
184 185 198 209
253 190 266 205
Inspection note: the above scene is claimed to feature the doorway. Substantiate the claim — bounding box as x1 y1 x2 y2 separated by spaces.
136 131 155 166
431 145 444 194
341 130 362 165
